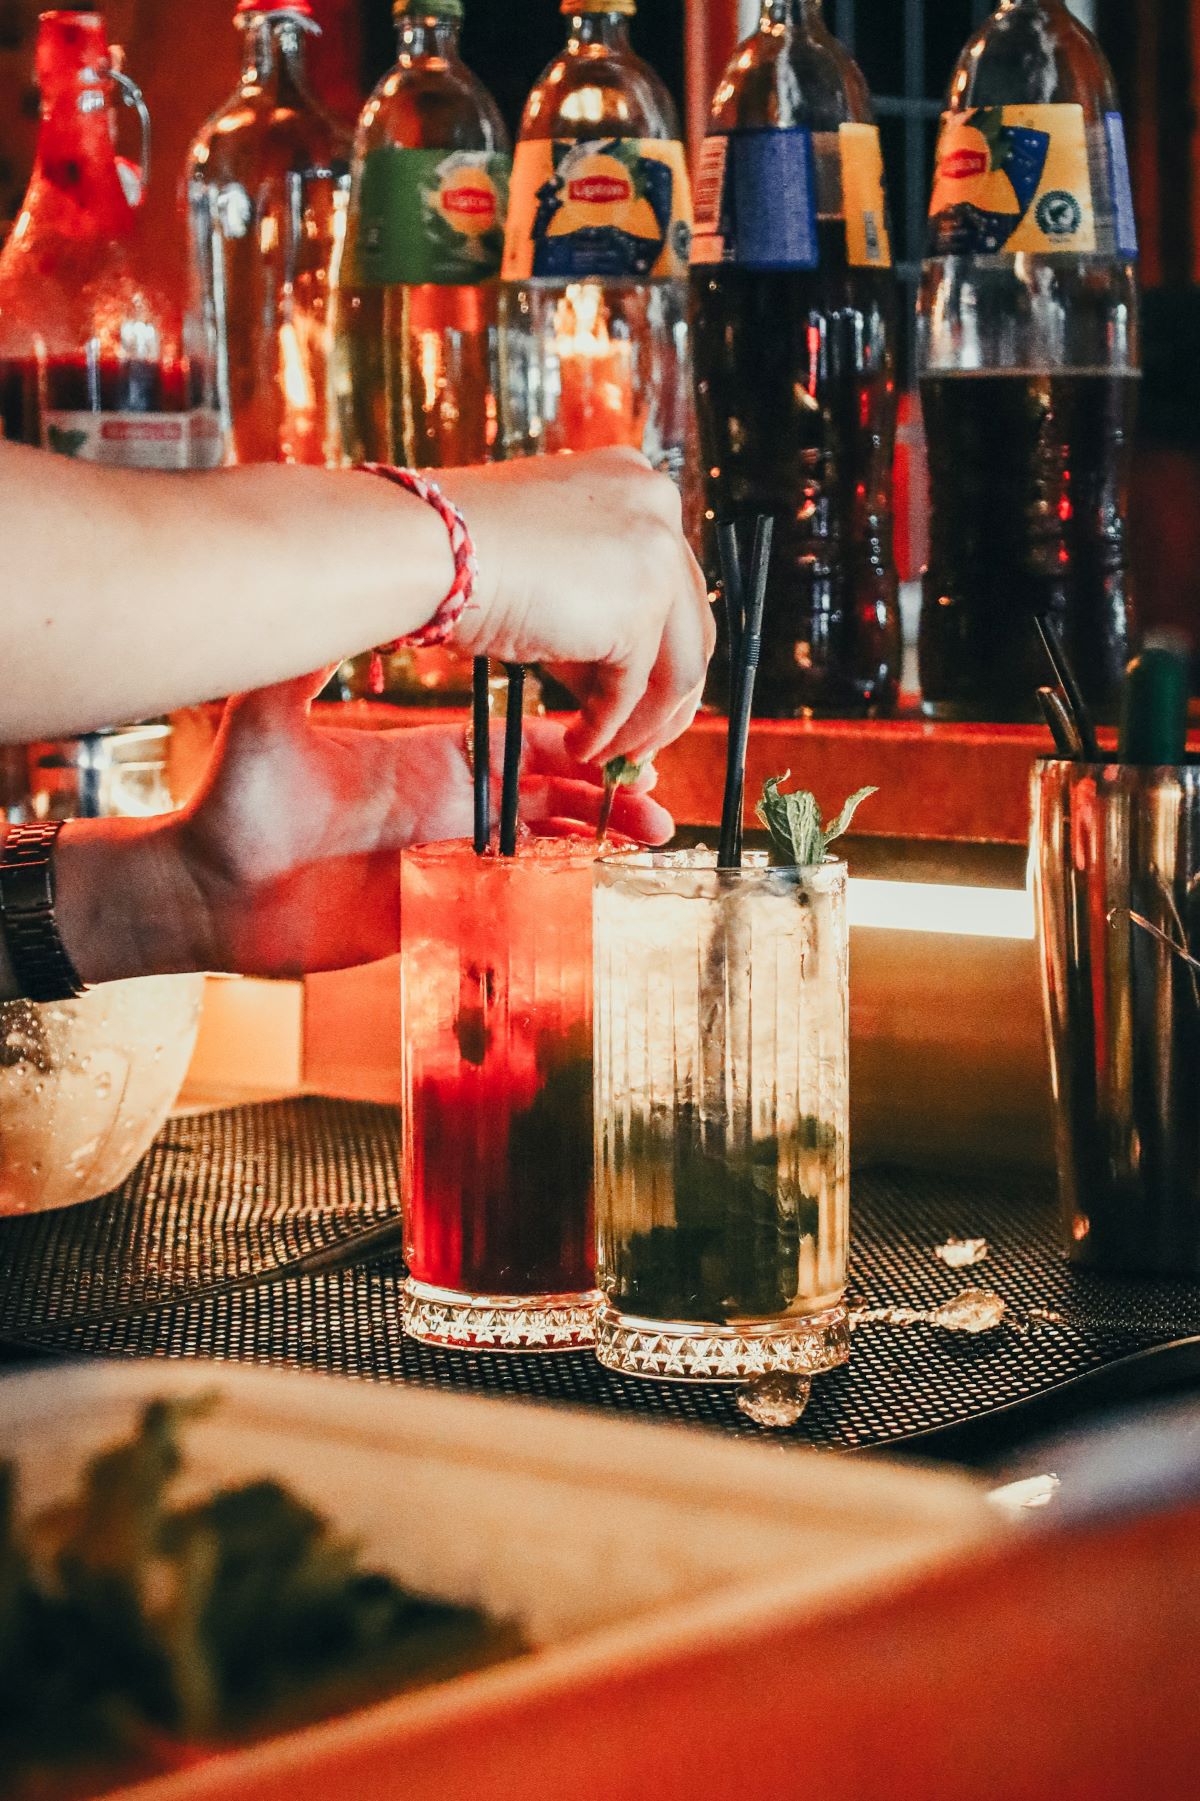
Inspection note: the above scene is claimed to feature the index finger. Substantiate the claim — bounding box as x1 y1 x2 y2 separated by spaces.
521 715 659 790
574 543 713 764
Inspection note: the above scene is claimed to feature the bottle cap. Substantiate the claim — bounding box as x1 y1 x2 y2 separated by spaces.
561 1 636 12
393 0 463 18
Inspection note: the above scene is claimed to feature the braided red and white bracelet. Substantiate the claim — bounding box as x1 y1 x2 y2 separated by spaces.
356 463 479 694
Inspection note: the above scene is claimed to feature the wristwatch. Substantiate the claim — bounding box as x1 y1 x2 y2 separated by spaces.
0 821 86 1003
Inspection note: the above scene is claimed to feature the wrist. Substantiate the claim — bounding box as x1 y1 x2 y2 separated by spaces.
428 467 503 656
53 816 215 987
357 466 479 682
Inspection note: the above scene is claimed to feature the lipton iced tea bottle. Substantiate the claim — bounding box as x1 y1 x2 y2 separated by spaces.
918 0 1140 721
335 0 509 469
690 0 899 719
0 10 221 468
187 1 351 467
499 0 693 486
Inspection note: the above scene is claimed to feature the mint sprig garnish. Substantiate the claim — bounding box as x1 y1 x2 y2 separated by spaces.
755 774 876 867
603 755 645 788
597 756 646 842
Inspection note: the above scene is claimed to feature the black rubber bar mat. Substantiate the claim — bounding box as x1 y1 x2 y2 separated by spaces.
3 1096 1200 1448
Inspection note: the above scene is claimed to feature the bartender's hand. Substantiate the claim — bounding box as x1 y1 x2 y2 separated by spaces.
51 674 673 989
440 448 715 764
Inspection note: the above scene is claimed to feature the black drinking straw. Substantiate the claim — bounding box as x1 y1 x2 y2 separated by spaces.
499 663 526 858
718 515 774 869
1036 684 1083 761
1034 614 1100 762
472 656 491 855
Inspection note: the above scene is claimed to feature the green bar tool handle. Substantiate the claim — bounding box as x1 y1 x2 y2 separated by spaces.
1118 642 1191 766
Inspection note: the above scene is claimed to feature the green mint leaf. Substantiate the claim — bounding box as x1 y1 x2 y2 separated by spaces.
755 773 823 866
820 786 878 852
603 755 645 790
755 774 877 867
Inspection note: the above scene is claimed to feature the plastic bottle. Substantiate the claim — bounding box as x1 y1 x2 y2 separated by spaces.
918 0 1141 721
499 0 693 486
690 0 900 719
335 0 508 470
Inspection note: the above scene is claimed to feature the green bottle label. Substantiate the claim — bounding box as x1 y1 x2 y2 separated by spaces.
347 147 510 286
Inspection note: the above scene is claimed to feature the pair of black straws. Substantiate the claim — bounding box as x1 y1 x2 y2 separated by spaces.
472 657 524 858
470 511 776 866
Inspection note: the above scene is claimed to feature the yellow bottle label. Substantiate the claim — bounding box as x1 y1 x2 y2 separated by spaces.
928 104 1096 255
502 136 693 281
839 123 892 268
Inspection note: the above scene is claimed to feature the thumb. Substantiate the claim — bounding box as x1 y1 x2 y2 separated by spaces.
223 665 339 732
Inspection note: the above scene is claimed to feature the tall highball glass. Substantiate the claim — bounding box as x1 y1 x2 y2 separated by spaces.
400 838 600 1351
594 850 850 1382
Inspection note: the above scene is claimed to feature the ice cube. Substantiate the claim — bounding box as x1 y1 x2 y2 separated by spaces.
935 1237 988 1270
736 1373 813 1430
931 1287 1007 1334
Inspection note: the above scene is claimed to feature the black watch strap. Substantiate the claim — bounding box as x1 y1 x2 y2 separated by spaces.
0 821 86 1004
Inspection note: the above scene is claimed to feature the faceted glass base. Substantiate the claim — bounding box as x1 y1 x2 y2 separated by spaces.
595 1302 850 1384
402 1279 601 1352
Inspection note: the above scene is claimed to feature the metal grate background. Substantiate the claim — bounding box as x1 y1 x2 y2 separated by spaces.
3 1097 1200 1451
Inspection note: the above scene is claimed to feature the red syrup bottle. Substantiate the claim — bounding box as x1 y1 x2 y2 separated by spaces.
0 11 222 468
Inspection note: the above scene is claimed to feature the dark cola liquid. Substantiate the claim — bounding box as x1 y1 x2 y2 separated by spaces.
920 369 1138 722
692 223 900 718
0 354 191 447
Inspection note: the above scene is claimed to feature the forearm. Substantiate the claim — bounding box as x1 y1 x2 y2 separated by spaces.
0 443 453 745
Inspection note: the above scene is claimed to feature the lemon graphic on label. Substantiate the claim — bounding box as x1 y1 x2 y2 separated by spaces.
549 150 659 242
933 123 1023 218
436 163 499 238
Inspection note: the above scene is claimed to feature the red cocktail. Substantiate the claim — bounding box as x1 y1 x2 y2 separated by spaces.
400 838 598 1350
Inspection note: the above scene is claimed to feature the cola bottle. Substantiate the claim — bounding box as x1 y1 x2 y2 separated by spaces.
0 10 221 468
690 0 900 719
499 0 693 487
918 0 1141 721
187 1 351 466
335 0 508 470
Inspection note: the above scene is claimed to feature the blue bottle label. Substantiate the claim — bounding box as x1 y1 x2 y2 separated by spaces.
1104 113 1138 259
691 127 819 271
691 124 891 271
